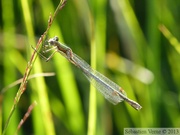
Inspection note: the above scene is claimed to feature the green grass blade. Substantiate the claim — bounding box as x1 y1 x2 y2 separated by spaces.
1 0 21 134
19 0 56 134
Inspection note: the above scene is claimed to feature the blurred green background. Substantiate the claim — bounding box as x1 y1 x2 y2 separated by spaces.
0 0 180 134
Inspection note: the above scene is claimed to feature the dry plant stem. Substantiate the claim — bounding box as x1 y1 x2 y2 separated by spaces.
2 1 67 134
14 101 37 135
1 72 55 94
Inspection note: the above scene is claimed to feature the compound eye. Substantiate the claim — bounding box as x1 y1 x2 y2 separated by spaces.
54 36 59 41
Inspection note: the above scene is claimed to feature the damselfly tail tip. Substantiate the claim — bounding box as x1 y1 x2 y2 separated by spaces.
125 98 142 110
133 104 142 110
130 102 142 110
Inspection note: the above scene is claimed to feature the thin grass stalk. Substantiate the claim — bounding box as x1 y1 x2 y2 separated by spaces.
146 0 162 126
159 24 180 54
93 0 107 134
87 31 97 135
88 0 108 134
2 1 66 134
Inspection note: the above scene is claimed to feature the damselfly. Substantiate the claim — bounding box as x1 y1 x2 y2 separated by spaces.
37 36 142 110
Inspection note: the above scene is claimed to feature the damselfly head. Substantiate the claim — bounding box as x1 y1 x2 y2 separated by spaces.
47 36 59 46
